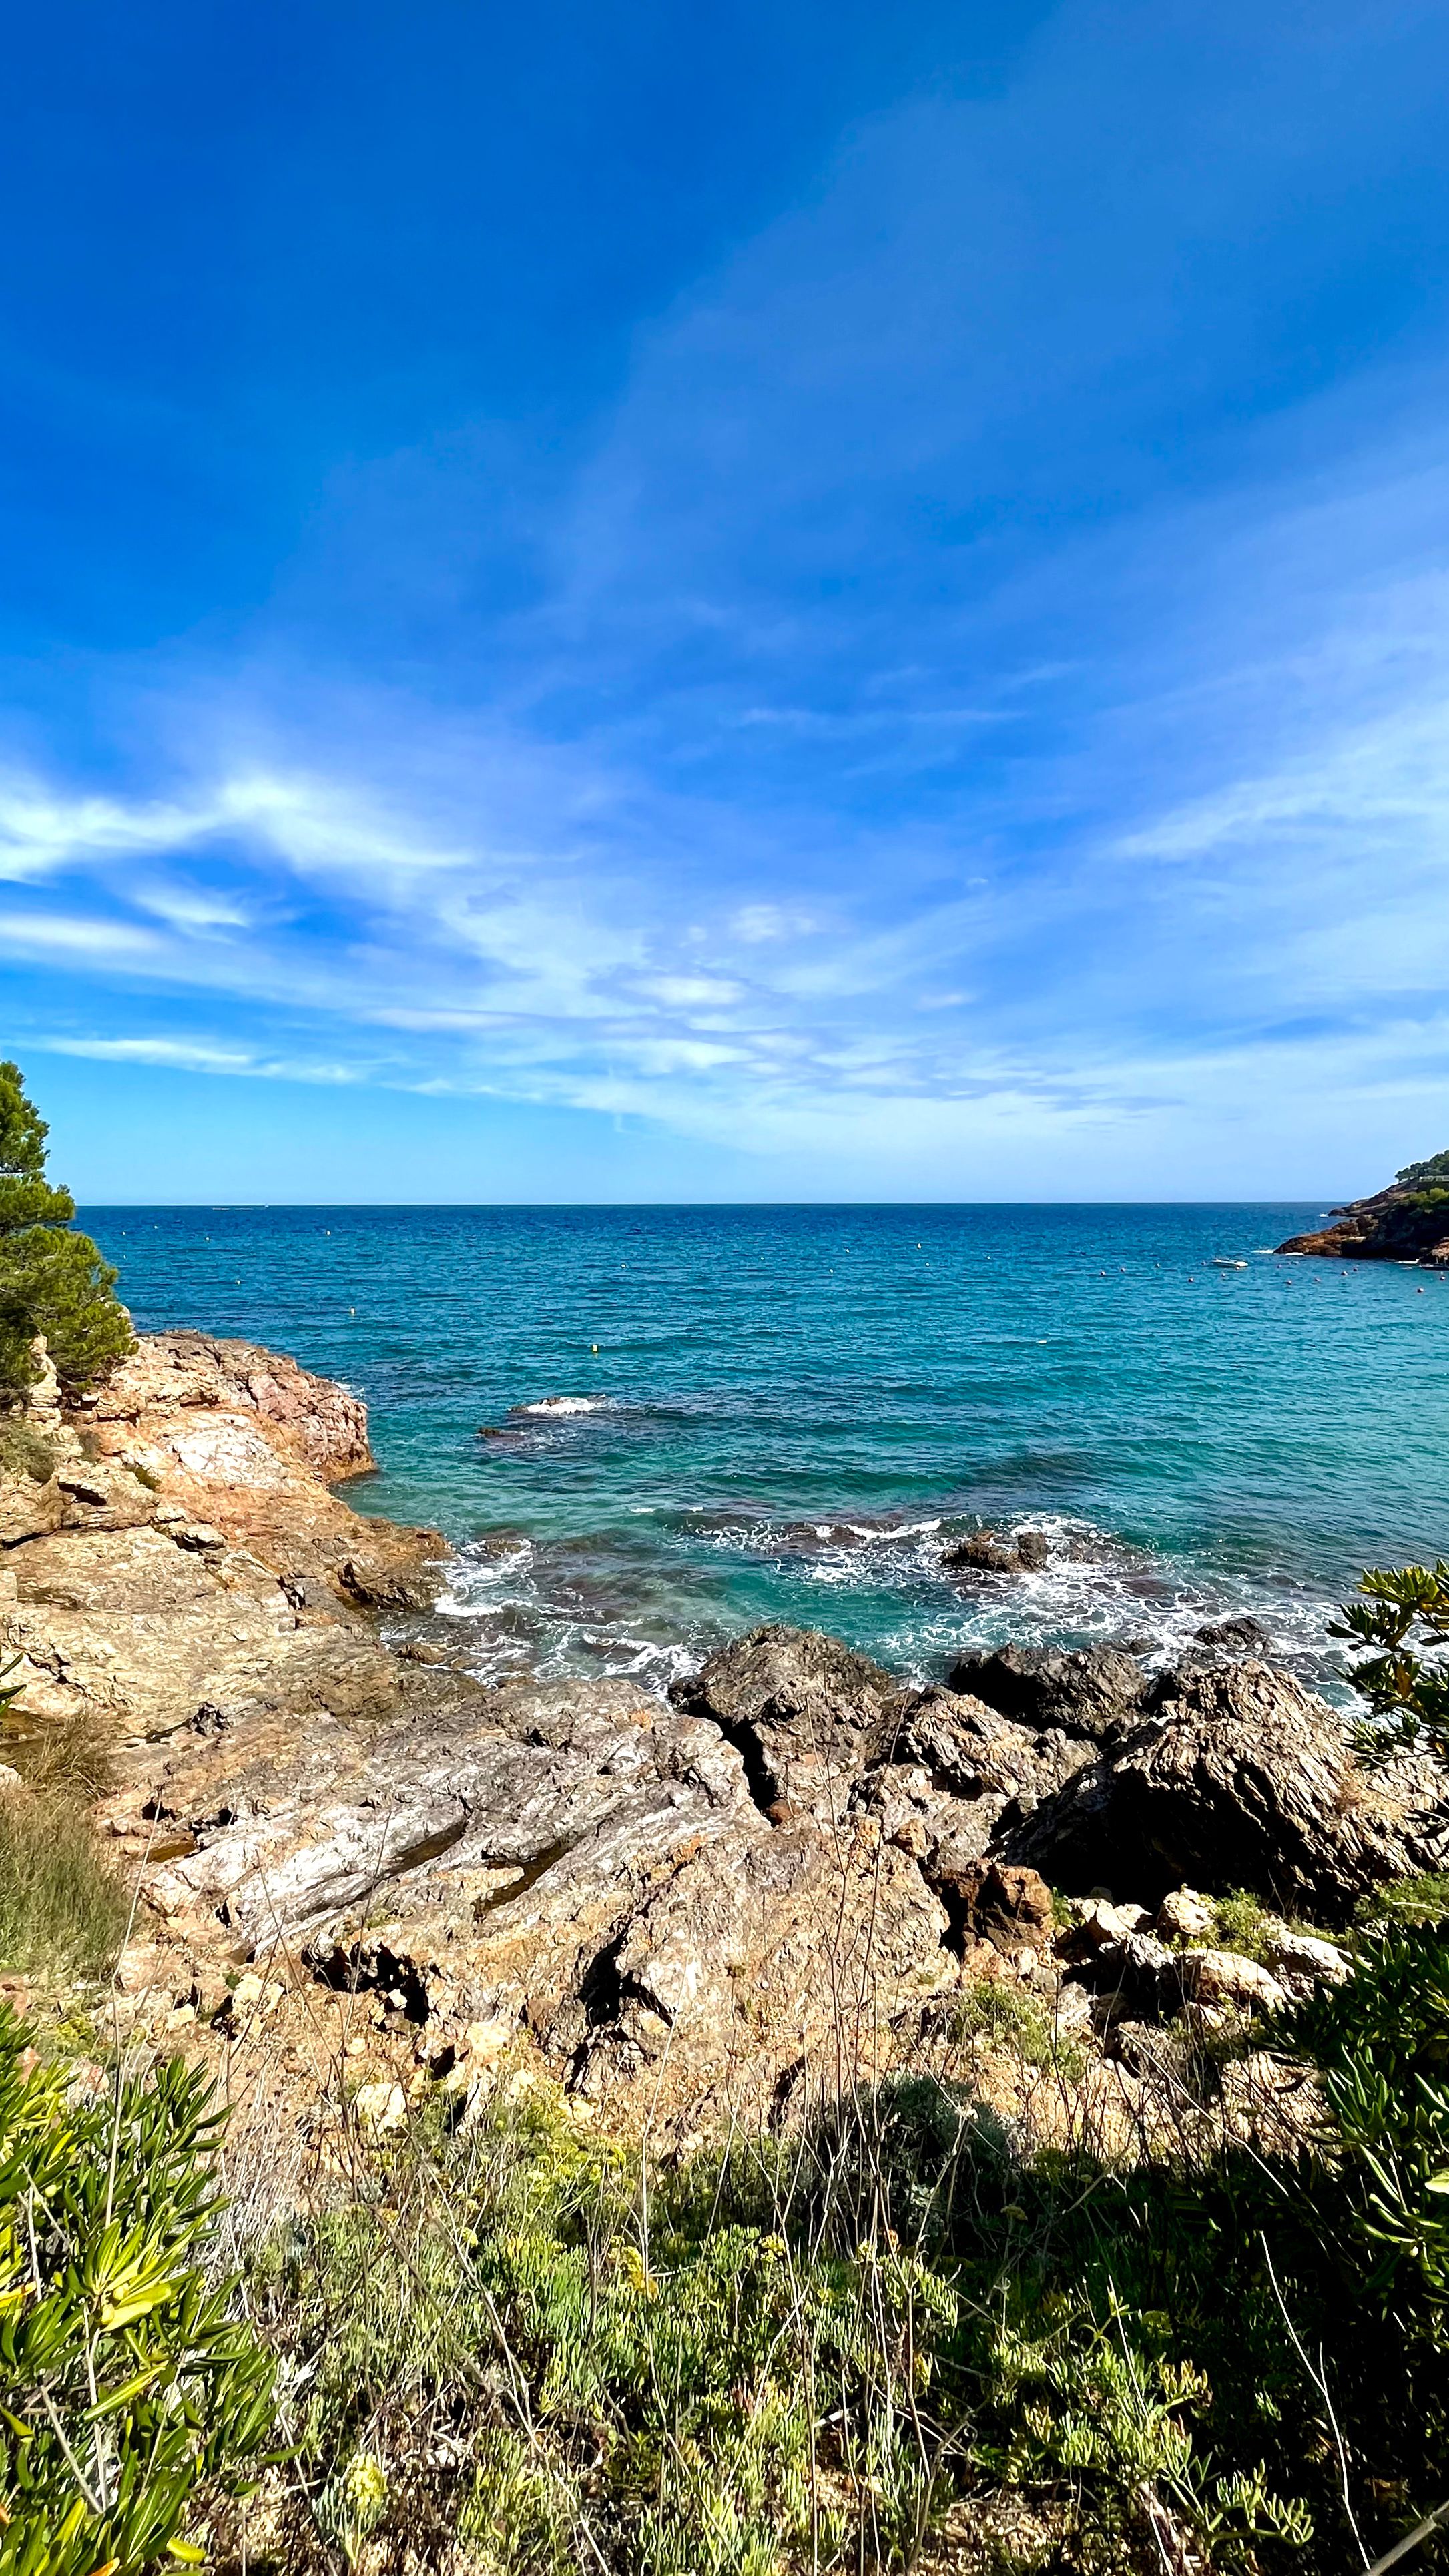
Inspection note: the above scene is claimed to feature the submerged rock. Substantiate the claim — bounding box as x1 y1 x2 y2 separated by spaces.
942 1528 1052 1577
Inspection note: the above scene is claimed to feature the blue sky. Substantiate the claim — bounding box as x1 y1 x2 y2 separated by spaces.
4 0 1449 1201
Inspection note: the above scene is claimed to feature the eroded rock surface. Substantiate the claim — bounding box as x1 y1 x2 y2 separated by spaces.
1 1331 439 1750
1006 1658 1448 1923
946 1644 1148 1742
7 1341 1444 2138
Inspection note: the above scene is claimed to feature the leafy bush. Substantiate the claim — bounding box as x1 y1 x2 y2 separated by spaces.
1330 1560 1449 1760
0 1058 133 1399
1209 1889 1275 1960
1288 1919 1449 2329
0 2001 278 2573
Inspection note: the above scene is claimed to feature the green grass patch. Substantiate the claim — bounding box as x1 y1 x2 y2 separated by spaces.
0 1781 129 1979
1356 1871 1449 1931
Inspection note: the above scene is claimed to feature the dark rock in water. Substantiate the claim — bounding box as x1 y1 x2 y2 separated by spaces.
774 1520 874 1554
1005 1658 1449 1924
946 1644 1147 1742
942 1526 1052 1577
943 1531 1019 1574
1193 1615 1272 1656
672 1622 899 1819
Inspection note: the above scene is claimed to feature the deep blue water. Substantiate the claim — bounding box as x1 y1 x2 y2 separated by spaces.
80 1203 1449 1695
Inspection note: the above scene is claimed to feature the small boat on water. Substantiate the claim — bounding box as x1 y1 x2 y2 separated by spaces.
1209 1257 1248 1269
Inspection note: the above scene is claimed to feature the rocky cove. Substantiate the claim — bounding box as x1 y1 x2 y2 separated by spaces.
5 1328 1444 2157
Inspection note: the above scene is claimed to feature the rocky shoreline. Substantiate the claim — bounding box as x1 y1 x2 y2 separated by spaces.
4 1332 1445 2158
1277 1149 1449 1263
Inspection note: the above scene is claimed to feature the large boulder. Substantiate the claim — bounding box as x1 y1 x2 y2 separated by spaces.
673 1624 899 1819
946 1644 1147 1742
1006 1658 1448 1923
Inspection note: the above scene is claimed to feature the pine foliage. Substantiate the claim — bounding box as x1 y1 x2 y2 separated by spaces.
0 1060 133 1398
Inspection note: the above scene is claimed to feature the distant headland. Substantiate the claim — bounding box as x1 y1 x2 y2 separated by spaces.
1277 1149 1449 1264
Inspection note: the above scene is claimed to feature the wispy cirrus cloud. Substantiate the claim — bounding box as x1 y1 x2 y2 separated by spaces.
6 0 1449 1195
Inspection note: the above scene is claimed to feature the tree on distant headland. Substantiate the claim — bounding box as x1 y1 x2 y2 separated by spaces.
1395 1148 1449 1190
0 1060 133 1400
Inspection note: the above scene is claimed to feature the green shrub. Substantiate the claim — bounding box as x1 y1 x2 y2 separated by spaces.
1356 1872 1449 1931
945 1975 1088 2081
1330 1560 1449 1761
226 1928 1449 2576
0 1415 55 1482
0 1783 130 1980
1287 1919 1449 2328
0 2001 278 2573
0 1058 133 1399
1209 1889 1275 1961
246 2081 957 2575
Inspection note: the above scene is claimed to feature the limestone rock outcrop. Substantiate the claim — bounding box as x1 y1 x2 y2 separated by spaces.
1 1331 440 1753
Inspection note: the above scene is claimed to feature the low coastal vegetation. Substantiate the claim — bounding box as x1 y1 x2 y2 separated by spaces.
230 1915 1449 2576
7 1898 1448 2576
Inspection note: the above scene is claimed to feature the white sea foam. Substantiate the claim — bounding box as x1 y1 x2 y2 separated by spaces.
407 1507 1352 1706
512 1395 613 1417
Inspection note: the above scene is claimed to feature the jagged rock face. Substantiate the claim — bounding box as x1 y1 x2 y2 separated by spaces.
119 1665 949 2114
671 1623 901 1819
1277 1166 1449 1265
11 1331 1445 2132
1 1331 440 1749
946 1644 1148 1742
1005 1658 1448 1923
88 1331 376 1480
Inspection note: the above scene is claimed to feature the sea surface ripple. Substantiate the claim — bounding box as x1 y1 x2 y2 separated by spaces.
85 1201 1449 1699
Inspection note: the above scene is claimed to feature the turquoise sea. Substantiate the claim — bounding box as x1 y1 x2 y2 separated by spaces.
81 1203 1449 1698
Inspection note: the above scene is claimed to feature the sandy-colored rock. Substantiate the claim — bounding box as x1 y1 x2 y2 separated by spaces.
1 1331 439 1754
1261 1925 1351 1985
1155 1887 1215 1941
1177 1947 1290 2013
